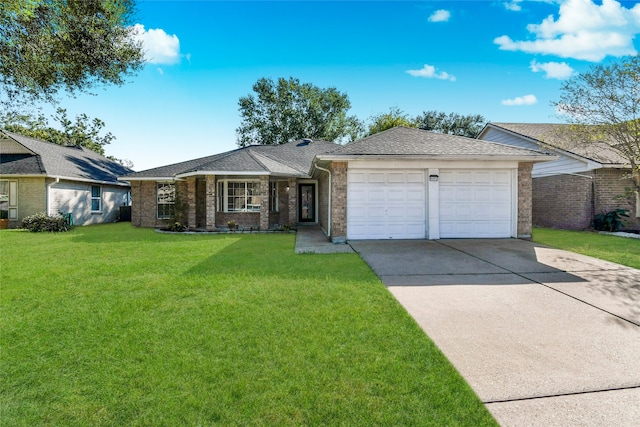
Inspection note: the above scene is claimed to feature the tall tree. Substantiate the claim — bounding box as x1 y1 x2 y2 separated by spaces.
1 109 132 168
366 107 416 136
553 55 640 192
0 0 144 105
236 77 363 146
415 111 486 138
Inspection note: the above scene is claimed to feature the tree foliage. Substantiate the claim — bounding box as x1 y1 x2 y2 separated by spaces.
236 77 363 146
366 107 416 136
0 0 144 105
0 109 132 168
415 111 486 138
554 55 640 190
365 109 486 138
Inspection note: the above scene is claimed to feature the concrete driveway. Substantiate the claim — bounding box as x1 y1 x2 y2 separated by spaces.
350 239 640 427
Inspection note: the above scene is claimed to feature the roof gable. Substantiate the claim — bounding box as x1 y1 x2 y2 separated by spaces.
323 126 552 159
0 130 133 185
484 123 627 165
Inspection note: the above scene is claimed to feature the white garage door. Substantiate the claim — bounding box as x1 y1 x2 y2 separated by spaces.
347 170 425 239
439 170 513 238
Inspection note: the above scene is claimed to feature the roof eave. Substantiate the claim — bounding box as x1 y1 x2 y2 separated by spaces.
315 154 559 163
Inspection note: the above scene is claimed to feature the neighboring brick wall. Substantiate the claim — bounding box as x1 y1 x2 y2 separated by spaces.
593 169 639 229
517 162 533 238
330 162 347 242
532 173 594 230
9 177 46 227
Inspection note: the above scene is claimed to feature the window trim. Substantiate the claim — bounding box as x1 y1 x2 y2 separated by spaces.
0 180 18 220
156 182 175 219
216 179 262 213
90 185 102 213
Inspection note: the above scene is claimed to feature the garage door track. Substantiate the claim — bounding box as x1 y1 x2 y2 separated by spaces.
350 239 640 427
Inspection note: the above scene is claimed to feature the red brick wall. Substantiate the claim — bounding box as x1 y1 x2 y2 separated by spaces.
593 169 639 229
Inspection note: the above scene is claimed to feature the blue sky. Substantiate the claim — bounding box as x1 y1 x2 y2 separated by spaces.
47 0 640 170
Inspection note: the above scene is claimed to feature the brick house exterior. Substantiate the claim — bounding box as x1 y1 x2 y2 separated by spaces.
1 130 132 228
122 127 554 241
479 123 640 231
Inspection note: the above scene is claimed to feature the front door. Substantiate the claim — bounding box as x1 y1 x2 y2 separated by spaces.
298 184 315 222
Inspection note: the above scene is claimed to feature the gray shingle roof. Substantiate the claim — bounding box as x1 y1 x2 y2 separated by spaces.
325 126 551 158
1 130 133 185
489 123 628 165
123 139 339 179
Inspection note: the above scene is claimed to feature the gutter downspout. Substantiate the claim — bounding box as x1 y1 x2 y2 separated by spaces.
46 177 60 216
312 162 331 238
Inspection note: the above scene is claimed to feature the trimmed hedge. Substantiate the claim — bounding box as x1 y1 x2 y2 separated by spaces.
21 212 72 232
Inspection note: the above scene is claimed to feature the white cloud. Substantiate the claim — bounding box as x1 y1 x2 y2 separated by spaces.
406 64 456 81
156 68 164 75
504 0 523 12
529 59 575 79
428 9 451 22
133 24 181 65
502 94 538 106
494 0 640 61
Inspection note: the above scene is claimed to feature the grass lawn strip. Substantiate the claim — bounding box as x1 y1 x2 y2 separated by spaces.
532 228 640 270
1 223 496 426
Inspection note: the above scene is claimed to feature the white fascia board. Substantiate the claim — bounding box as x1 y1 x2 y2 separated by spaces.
316 154 558 163
53 175 131 187
174 171 271 179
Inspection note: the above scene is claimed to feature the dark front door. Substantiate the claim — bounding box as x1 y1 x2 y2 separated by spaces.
298 184 315 222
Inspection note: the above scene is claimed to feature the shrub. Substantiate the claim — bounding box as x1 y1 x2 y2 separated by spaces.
593 209 629 232
21 212 71 232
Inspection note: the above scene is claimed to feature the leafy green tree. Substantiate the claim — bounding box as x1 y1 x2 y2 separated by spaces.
366 107 417 136
236 77 363 146
553 55 640 193
415 111 486 138
1 109 132 168
0 0 143 105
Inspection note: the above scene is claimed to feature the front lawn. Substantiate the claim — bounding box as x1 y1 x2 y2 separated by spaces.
532 228 640 269
1 223 495 426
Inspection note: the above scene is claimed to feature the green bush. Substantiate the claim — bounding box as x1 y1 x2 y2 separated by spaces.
592 209 629 232
21 212 71 232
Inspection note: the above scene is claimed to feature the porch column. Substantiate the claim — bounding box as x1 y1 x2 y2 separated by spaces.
288 177 297 226
330 162 347 243
517 162 533 239
186 176 196 229
259 175 269 230
205 175 216 230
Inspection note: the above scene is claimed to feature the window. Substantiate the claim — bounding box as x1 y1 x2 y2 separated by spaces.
217 181 261 212
270 181 278 212
90 185 102 212
157 182 175 219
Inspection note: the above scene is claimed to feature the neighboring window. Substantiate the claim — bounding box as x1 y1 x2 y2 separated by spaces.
0 180 18 220
157 182 175 219
90 185 102 212
217 181 261 212
270 181 278 212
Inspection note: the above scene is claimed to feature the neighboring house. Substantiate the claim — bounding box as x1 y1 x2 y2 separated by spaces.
122 126 555 241
478 123 640 230
0 130 132 228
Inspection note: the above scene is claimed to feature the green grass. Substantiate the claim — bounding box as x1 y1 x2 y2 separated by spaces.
1 223 495 426
532 227 640 269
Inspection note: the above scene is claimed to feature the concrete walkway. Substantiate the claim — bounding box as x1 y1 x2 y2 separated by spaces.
350 239 640 427
294 226 354 254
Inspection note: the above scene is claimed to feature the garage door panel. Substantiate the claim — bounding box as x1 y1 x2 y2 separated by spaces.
348 170 425 240
440 169 513 238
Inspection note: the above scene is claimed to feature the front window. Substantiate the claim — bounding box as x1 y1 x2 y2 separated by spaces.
157 182 175 219
217 181 261 212
91 185 102 212
270 181 278 212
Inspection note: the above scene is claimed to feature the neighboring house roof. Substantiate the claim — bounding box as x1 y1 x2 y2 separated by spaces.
122 138 338 180
317 126 555 161
0 130 133 186
483 123 628 166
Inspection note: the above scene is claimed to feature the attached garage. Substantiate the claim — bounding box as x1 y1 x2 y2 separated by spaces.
347 169 425 239
312 126 556 242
